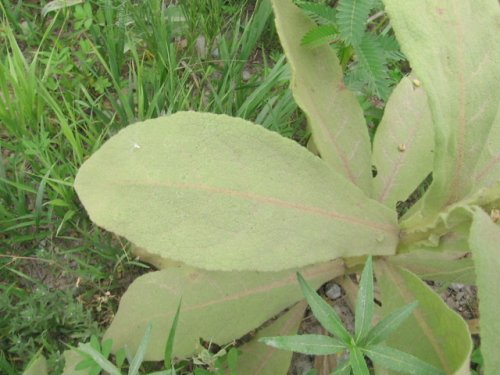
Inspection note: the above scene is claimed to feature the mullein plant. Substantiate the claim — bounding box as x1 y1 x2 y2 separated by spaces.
72 0 499 373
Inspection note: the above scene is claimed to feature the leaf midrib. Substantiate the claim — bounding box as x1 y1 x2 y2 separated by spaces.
117 179 394 232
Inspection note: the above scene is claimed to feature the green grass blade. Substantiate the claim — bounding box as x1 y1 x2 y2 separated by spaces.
259 334 346 355
297 273 351 343
363 345 445 375
354 256 374 342
77 343 122 375
164 299 182 368
128 323 152 375
362 301 418 347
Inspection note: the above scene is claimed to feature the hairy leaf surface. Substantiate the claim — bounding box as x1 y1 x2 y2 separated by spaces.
234 302 307 375
23 355 47 375
389 251 475 285
375 260 471 374
104 261 345 360
474 108 500 190
469 209 500 372
372 77 433 209
383 0 500 216
75 112 398 271
271 0 372 194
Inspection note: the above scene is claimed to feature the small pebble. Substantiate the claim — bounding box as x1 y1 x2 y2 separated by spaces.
325 282 342 300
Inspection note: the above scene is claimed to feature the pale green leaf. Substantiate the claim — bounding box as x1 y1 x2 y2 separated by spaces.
354 256 374 342
233 301 307 375
372 77 434 209
105 260 346 361
62 349 86 375
468 209 500 372
271 0 373 194
383 0 500 214
259 334 345 356
473 107 500 190
399 204 472 253
23 354 47 375
375 260 471 374
363 345 445 375
389 251 475 285
297 272 351 343
75 112 398 271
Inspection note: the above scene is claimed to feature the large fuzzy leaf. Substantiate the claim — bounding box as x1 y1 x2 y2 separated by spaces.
234 302 307 375
22 354 47 375
389 251 475 285
383 0 500 217
104 260 345 360
372 77 433 209
473 107 500 190
75 112 398 271
375 260 471 374
271 0 373 194
468 209 500 372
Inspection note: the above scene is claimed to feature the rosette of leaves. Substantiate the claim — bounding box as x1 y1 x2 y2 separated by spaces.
74 0 500 374
296 0 405 102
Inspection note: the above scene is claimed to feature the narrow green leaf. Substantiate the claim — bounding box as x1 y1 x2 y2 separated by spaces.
383 0 500 213
375 260 471 374
336 0 374 46
271 0 373 194
349 346 370 375
363 345 445 375
331 360 351 375
235 302 307 375
297 272 351 343
372 77 434 209
354 256 374 342
164 300 182 368
105 261 346 361
259 334 345 356
129 323 152 375
468 208 500 372
75 112 398 272
41 0 84 17
77 344 121 375
362 301 418 347
22 354 47 375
